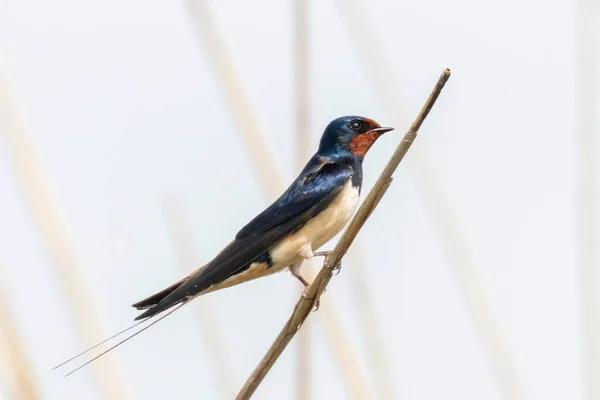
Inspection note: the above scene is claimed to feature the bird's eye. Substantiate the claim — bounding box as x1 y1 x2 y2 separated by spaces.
350 121 362 131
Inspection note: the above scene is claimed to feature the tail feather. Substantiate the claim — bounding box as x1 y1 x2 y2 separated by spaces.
131 277 188 310
133 296 185 321
133 277 202 321
131 264 212 320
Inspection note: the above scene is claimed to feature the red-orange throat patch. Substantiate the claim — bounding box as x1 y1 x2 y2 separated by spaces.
349 131 380 157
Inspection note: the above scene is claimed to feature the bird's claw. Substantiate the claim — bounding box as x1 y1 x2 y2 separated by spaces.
314 250 341 275
332 263 342 275
312 299 320 311
301 288 320 312
324 258 342 275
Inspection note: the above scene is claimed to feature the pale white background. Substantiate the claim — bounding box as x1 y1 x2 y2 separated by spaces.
0 0 597 399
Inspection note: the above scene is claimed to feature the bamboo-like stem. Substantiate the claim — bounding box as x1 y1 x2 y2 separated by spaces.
236 69 451 399
186 0 284 201
316 291 373 399
294 0 312 398
294 0 311 167
575 0 599 398
0 288 41 400
344 247 394 399
185 1 371 395
0 68 128 399
298 268 373 399
334 1 526 398
162 198 235 399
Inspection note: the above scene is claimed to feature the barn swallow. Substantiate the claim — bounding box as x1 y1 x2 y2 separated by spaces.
56 115 392 374
131 115 393 320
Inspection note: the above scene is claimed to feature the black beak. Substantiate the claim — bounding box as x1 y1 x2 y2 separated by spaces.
371 127 394 134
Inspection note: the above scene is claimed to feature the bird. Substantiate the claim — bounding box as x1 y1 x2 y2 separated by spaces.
131 115 393 321
55 115 393 375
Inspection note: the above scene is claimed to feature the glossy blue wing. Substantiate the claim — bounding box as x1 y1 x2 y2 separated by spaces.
235 161 353 239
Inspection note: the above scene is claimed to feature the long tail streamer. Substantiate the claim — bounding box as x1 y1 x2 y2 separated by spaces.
54 302 187 377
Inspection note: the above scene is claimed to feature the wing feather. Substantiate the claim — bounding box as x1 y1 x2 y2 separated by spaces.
236 160 352 238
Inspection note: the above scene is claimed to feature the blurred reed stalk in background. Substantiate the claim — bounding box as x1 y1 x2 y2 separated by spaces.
294 0 313 398
0 67 129 399
162 198 236 399
575 0 599 398
334 0 527 398
186 0 284 201
0 286 40 400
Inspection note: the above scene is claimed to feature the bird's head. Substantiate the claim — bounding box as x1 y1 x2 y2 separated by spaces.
317 116 394 159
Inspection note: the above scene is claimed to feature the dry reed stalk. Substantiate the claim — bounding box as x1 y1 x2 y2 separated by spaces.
0 67 128 399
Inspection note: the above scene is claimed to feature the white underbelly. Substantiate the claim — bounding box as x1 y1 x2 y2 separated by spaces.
270 180 359 269
202 180 359 293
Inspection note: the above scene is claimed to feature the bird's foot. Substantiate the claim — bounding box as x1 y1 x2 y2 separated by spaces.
314 250 341 275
